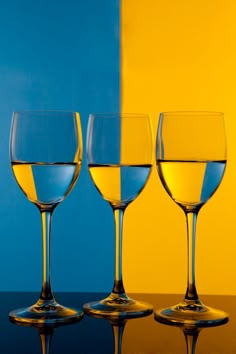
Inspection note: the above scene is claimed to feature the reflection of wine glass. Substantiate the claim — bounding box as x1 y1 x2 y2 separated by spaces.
182 327 200 354
9 320 75 354
10 321 55 354
93 317 127 354
83 113 153 318
9 111 84 324
157 322 201 354
155 112 229 326
111 319 126 354
86 314 127 354
38 326 54 354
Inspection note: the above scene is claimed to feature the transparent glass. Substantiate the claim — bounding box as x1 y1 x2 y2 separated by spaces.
154 111 229 327
83 113 154 318
9 110 83 325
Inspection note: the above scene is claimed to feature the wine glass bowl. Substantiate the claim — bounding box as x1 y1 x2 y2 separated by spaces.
154 111 228 327
9 111 83 325
83 113 154 318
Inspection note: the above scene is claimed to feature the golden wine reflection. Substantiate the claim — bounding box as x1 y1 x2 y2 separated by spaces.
86 314 200 353
104 317 201 354
182 327 200 354
9 309 229 353
154 322 229 354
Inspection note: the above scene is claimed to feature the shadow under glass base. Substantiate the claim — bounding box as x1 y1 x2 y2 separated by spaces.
83 293 153 319
154 300 229 328
9 299 84 326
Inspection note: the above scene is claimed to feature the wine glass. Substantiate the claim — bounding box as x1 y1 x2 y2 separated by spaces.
9 110 83 325
154 111 229 326
83 113 153 318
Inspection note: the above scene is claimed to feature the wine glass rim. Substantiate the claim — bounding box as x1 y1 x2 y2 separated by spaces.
160 111 224 116
13 110 79 115
89 113 150 118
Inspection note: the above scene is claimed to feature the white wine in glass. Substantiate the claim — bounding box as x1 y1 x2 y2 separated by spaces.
155 111 229 327
83 113 154 318
9 110 83 325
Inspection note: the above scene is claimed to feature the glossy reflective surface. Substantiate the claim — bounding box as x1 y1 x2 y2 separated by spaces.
2 293 235 352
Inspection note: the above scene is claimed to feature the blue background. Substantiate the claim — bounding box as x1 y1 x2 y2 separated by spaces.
0 0 120 292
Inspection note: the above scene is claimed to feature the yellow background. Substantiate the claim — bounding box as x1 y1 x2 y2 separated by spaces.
121 0 236 295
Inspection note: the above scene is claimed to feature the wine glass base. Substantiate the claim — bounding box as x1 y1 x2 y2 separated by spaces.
9 300 84 326
154 301 229 328
83 293 153 319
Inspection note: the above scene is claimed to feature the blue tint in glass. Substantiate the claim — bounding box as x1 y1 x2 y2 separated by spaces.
200 161 226 203
121 165 151 205
87 115 121 165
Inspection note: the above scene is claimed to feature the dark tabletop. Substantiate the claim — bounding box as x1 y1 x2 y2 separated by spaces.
1 292 235 353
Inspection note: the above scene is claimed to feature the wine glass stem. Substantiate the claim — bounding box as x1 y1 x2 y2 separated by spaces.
39 210 54 301
112 208 125 295
185 211 199 301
